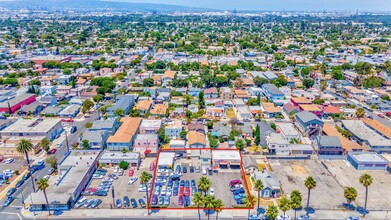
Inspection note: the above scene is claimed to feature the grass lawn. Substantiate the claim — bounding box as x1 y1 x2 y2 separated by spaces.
226 108 236 119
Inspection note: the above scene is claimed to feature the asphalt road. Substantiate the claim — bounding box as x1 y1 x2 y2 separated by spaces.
0 111 99 217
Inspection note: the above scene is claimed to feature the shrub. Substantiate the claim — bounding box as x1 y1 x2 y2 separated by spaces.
119 161 129 170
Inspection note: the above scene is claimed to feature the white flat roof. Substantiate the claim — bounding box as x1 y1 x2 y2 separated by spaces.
1 118 61 133
157 152 175 166
212 150 241 160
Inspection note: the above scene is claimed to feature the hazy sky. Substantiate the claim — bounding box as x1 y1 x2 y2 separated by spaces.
121 0 391 11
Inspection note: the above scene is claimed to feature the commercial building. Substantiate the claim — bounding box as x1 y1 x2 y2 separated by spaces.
157 152 175 169
0 118 63 140
99 151 140 168
211 150 241 169
0 93 36 113
26 150 101 211
347 152 388 170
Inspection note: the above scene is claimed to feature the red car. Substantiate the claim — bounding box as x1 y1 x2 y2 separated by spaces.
185 187 190 196
128 169 134 177
48 149 57 154
149 163 155 171
178 195 184 205
179 186 184 196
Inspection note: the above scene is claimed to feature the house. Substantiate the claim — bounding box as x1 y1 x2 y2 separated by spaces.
135 99 152 115
107 95 135 117
139 119 162 134
262 84 285 105
299 104 323 117
212 123 231 140
39 86 56 95
39 96 57 106
314 136 343 155
266 133 290 155
234 89 251 99
150 104 168 117
294 111 324 137
322 123 364 153
40 106 63 116
165 120 183 139
56 75 72 85
323 106 341 117
187 123 205 134
283 102 300 116
259 122 275 147
189 88 201 97
253 170 281 198
57 104 80 118
277 123 301 142
262 102 282 118
187 131 206 148
204 87 218 99
19 101 44 115
56 86 72 95
133 134 159 155
242 155 258 174
169 140 186 149
236 106 251 120
90 119 119 135
238 125 253 138
220 87 233 100
162 70 175 86
80 130 108 149
106 117 142 151
291 97 312 106
206 107 224 118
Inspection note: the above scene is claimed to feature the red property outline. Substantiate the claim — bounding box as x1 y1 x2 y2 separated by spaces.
147 148 254 210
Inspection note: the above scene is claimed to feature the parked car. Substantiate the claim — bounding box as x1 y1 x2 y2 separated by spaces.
113 166 119 173
22 172 31 181
123 196 130 207
91 199 102 208
37 159 45 166
6 187 16 197
70 126 77 133
178 195 184 205
208 169 213 175
131 198 138 208
48 149 57 154
84 199 94 208
95 191 108 196
5 158 14 164
150 162 155 171
234 193 246 200
92 174 104 179
230 179 242 187
209 188 215 197
3 197 14 207
56 142 62 148
115 199 122 208
47 168 55 175
164 196 170 205
151 195 158 205
189 166 194 173
183 166 187 173
185 196 190 207
118 169 124 176
139 199 146 208
75 197 88 208
233 188 245 195
202 167 207 175
108 173 118 180
128 177 138 185
15 179 24 188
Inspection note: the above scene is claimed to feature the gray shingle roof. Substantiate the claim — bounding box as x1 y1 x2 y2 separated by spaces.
295 111 321 123
263 84 284 96
317 136 341 147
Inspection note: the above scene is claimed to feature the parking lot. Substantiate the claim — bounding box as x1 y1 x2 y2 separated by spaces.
150 157 248 209
323 160 391 210
269 159 345 210
76 158 155 209
0 157 26 188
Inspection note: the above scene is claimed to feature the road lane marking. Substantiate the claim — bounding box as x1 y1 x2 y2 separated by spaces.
0 211 22 220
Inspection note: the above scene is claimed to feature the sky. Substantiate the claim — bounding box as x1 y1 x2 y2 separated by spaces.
119 0 391 11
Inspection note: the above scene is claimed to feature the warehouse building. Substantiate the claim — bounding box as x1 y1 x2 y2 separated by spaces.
347 152 388 170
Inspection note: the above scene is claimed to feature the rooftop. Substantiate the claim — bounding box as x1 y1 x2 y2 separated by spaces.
107 117 142 143
212 150 241 160
349 152 388 163
0 118 61 134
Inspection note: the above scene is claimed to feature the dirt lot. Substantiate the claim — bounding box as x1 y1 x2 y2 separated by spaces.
151 157 247 209
323 160 391 210
269 159 345 210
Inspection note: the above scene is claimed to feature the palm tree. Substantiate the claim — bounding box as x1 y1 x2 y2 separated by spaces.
254 179 263 213
266 205 279 220
243 194 256 219
16 139 35 192
213 199 224 220
37 178 50 215
304 176 316 215
344 187 358 204
193 192 204 220
140 171 151 214
204 195 215 220
198 177 211 196
290 190 302 220
359 173 373 211
279 197 291 217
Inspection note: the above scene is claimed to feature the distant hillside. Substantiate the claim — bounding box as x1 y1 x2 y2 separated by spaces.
0 0 202 11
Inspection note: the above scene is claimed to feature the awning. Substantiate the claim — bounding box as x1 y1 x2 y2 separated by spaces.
219 162 228 165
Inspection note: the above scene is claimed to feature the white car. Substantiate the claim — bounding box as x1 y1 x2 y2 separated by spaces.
92 174 104 179
166 187 172 196
75 197 87 208
113 166 119 173
128 177 138 185
277 215 291 220
56 143 62 148
209 188 215 197
5 158 14 164
161 186 167 196
102 177 114 182
5 169 14 174
43 175 50 180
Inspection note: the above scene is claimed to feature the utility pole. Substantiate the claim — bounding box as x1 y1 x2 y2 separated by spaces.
65 130 70 152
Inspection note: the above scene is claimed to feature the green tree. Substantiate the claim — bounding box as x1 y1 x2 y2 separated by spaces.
359 173 373 212
235 139 244 151
198 91 205 109
180 130 187 139
197 177 211 196
213 199 224 220
266 205 279 219
16 139 35 191
193 192 204 220
114 108 125 117
85 122 93 128
204 195 215 220
45 156 57 169
279 197 291 217
37 178 51 215
93 94 103 102
254 179 264 212
40 138 50 152
254 76 269 87
142 78 154 87
344 187 358 204
140 171 151 214
82 99 94 113
303 78 315 89
355 108 365 118
183 94 193 107
290 190 302 220
304 176 317 215
270 122 276 131
243 195 256 218
82 140 89 149
119 161 129 170
30 79 41 86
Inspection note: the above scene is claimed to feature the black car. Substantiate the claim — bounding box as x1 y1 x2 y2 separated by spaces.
182 166 187 173
138 199 146 208
131 198 138 208
70 126 77 134
208 169 213 176
15 179 24 188
123 196 130 207
6 188 16 197
189 166 194 173
22 172 31 181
